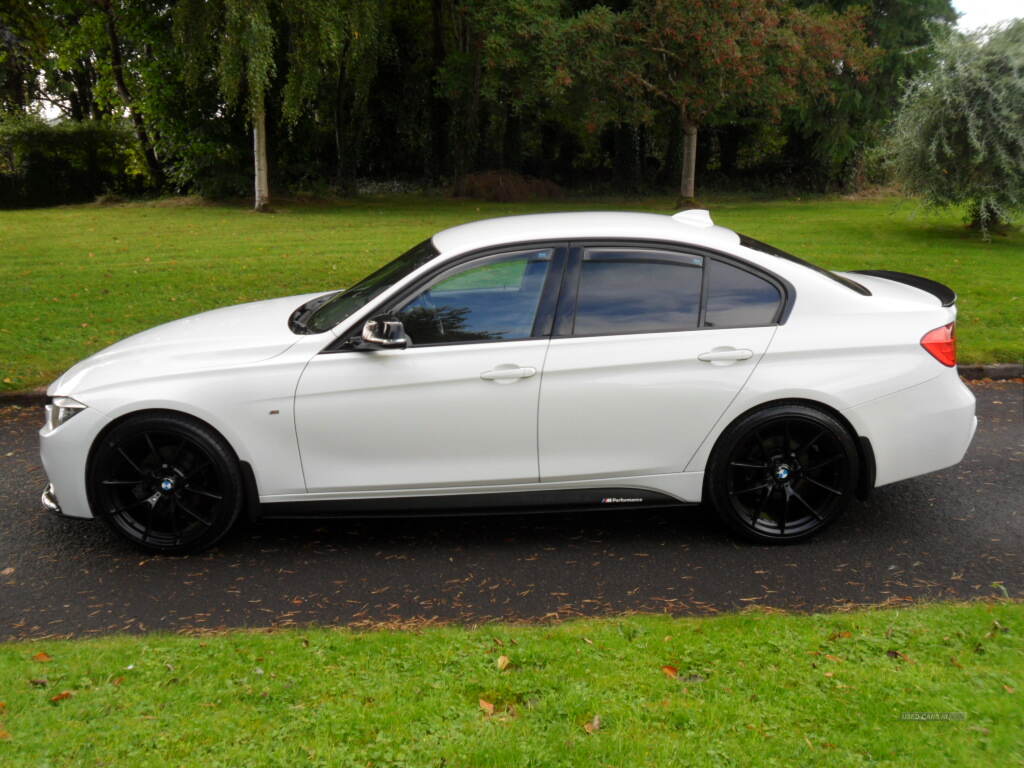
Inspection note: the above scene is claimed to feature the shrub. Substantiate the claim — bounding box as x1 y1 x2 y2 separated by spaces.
452 170 564 202
0 116 143 208
884 21 1024 234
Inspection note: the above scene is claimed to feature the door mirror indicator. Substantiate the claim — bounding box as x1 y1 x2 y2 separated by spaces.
360 318 409 349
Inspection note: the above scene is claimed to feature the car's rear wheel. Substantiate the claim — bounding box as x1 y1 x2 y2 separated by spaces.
87 413 242 554
707 405 858 543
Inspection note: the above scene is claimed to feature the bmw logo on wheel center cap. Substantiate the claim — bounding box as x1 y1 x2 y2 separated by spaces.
774 465 792 481
160 478 175 492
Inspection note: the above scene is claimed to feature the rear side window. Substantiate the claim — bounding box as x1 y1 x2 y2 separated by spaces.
573 249 703 336
704 259 781 328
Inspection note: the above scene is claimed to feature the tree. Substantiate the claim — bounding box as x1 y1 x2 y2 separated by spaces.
785 0 957 188
886 21 1024 233
175 0 384 211
604 0 875 203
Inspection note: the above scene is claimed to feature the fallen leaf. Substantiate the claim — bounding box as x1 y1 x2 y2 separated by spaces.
32 652 52 663
950 657 963 669
661 665 679 679
479 698 494 716
824 654 844 663
0 726 10 741
0 567 14 576
496 655 510 671
887 650 916 664
583 714 602 734
112 676 125 686
50 691 73 703
828 631 852 640
583 637 593 645
0 701 5 710
824 671 834 678
1005 685 1016 694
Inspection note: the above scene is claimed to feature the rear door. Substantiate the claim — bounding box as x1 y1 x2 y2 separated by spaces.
538 244 781 482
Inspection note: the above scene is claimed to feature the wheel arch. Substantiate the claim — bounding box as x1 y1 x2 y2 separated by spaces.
703 397 876 501
85 407 254 514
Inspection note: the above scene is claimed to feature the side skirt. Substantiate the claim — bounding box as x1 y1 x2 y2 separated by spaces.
239 473 693 521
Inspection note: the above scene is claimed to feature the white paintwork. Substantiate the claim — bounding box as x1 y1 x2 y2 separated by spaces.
538 327 775 481
295 340 549 491
39 210 977 522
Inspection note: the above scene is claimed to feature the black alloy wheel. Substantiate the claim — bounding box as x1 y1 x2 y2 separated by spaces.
707 404 859 543
87 413 243 553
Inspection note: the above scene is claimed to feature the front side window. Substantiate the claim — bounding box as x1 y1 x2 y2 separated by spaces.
573 249 703 336
394 249 553 345
704 259 781 328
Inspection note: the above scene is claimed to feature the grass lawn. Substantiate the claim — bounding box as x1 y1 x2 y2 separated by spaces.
0 601 1020 766
0 195 1021 392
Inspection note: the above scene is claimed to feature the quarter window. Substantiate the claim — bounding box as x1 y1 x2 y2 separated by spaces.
704 259 781 328
573 249 703 336
395 249 552 345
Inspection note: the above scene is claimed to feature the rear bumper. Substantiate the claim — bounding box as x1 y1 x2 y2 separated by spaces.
842 370 976 488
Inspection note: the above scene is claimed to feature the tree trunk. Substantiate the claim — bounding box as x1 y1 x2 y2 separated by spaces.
98 0 164 187
678 106 698 206
429 0 450 181
253 107 270 212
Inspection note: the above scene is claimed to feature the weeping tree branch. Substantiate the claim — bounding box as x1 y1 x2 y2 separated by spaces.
94 0 164 187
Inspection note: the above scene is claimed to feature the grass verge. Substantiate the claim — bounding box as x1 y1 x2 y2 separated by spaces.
0 601 1021 766
1 195 1021 392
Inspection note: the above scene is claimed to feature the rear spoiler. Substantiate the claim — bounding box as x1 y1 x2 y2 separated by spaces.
850 270 956 307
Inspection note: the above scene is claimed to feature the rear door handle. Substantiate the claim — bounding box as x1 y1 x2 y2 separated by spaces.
480 365 538 382
697 347 753 364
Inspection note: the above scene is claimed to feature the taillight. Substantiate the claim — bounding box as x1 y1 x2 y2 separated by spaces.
921 322 956 367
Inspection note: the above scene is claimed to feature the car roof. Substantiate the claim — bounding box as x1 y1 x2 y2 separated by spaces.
431 211 741 255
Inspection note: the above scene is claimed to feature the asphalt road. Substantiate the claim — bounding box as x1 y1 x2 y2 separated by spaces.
1 380 1021 640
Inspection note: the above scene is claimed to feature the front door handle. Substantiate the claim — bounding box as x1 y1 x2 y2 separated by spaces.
697 347 754 365
480 365 537 382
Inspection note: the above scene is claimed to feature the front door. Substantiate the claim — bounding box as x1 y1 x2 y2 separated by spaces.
538 245 781 482
295 246 564 493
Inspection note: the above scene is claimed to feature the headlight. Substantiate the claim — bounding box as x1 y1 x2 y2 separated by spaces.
45 396 87 430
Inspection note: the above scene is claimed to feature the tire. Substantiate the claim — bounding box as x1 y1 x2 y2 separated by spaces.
706 404 859 543
87 412 243 554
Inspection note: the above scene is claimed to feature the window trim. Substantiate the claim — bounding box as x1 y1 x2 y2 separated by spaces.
552 239 794 340
322 241 569 353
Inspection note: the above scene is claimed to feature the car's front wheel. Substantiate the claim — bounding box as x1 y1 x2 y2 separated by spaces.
87 412 243 553
707 404 858 543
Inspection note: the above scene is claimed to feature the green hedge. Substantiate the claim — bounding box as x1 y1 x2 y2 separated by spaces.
0 117 144 208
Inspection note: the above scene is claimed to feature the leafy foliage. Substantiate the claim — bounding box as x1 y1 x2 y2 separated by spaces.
0 0 963 201
886 21 1024 233
0 113 139 207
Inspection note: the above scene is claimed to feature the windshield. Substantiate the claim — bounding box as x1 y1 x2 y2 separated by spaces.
299 239 439 334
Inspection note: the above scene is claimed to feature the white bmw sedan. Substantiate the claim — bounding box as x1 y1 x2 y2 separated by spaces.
40 210 977 553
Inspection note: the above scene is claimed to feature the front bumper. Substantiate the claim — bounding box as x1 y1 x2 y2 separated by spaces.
41 482 63 515
39 403 108 519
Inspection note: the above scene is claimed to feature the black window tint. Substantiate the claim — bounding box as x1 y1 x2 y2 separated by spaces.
704 259 781 328
573 250 702 336
395 250 551 345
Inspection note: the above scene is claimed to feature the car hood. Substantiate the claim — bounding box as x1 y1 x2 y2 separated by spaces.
48 292 330 398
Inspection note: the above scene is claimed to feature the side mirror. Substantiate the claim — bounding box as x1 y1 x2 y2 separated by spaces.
361 318 408 349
